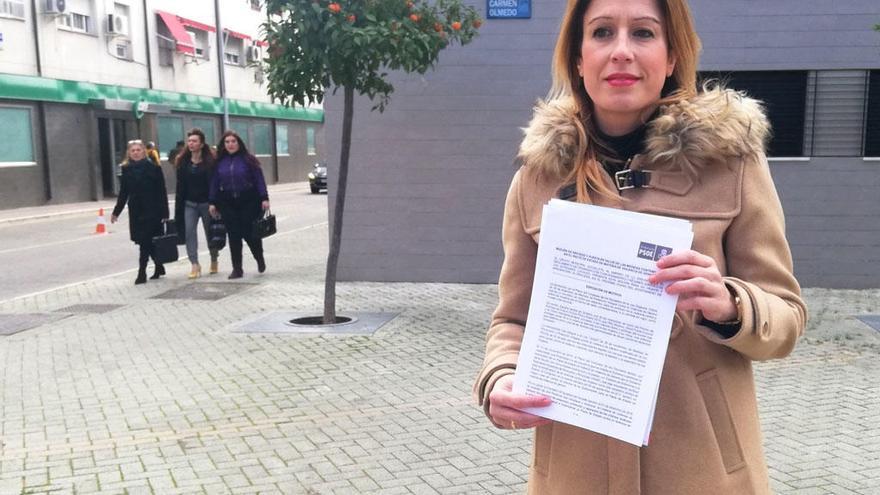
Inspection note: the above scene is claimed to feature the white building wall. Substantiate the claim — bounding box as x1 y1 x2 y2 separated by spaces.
0 3 38 75
0 0 268 99
38 0 150 88
220 1 268 102
147 0 267 100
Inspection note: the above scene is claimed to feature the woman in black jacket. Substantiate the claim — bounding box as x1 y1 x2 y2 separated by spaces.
111 140 170 284
175 128 219 279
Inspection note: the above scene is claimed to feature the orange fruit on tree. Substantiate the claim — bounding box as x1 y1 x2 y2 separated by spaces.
328 2 341 13
409 13 420 22
451 21 461 31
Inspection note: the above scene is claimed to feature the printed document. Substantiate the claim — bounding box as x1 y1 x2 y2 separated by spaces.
513 199 693 446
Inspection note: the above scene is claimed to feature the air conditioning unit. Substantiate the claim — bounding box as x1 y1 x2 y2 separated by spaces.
44 0 66 14
246 44 262 63
107 14 129 37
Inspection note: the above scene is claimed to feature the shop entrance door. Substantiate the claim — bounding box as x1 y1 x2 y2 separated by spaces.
98 118 133 197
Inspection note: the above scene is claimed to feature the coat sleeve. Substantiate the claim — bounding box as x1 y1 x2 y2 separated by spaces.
208 161 220 204
695 153 807 361
158 168 170 220
112 169 129 218
174 166 186 223
472 169 537 418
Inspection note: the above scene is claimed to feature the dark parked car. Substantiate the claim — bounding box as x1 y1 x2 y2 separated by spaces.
308 162 327 194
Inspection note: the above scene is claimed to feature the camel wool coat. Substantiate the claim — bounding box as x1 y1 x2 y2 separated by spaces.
473 87 807 495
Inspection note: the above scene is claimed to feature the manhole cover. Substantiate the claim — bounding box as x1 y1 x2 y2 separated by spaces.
0 313 71 336
234 311 397 335
55 304 125 314
151 282 257 301
855 315 880 332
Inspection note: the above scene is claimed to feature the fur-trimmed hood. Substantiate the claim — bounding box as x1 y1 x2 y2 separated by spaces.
518 86 771 177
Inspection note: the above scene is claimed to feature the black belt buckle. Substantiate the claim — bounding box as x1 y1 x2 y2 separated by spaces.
615 169 652 190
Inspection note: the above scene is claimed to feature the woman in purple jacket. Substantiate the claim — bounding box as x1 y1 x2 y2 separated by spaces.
208 130 270 279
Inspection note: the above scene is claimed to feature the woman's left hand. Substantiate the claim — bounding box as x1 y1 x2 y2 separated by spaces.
261 200 270 211
648 249 738 323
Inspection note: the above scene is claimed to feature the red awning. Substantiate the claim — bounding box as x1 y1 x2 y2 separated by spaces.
156 10 195 55
224 29 251 41
179 17 216 33
255 40 269 47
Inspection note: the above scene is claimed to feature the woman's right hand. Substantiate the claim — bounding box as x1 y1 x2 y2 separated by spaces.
488 374 553 430
208 205 218 218
110 214 118 224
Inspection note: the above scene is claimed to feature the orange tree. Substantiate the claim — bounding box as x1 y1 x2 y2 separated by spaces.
264 0 481 323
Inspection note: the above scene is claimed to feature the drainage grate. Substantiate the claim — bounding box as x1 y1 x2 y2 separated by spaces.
151 282 257 301
0 313 71 336
855 315 880 332
234 311 397 336
55 304 125 314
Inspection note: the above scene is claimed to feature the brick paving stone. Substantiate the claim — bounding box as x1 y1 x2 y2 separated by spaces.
1 216 878 494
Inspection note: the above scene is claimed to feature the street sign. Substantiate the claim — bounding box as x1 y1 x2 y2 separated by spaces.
487 0 530 19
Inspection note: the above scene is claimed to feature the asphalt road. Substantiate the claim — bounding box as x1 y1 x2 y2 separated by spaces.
0 183 327 302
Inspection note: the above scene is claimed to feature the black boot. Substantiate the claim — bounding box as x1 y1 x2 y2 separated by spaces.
256 255 266 274
150 263 165 279
135 267 147 285
228 267 243 279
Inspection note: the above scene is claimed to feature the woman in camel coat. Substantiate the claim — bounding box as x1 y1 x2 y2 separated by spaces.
472 0 807 493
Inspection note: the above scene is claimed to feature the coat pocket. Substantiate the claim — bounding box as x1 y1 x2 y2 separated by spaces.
696 369 746 473
532 422 553 476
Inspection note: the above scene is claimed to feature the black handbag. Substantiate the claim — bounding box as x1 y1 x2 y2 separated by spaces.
167 218 186 245
152 222 180 264
208 217 227 250
253 209 277 239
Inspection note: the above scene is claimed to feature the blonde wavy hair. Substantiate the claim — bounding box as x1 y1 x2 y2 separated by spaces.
549 0 702 202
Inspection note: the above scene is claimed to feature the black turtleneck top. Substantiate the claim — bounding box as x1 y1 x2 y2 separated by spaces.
595 123 648 177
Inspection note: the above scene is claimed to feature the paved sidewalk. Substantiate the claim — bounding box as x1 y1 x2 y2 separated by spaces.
1 204 879 494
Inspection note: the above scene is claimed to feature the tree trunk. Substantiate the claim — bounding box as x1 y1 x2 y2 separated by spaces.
324 85 354 324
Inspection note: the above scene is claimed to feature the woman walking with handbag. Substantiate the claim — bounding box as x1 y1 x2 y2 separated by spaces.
208 130 270 279
111 140 170 285
175 128 220 279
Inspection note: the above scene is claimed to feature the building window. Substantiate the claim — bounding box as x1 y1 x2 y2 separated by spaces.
0 0 26 19
224 36 243 66
191 118 216 147
700 71 808 157
57 12 94 34
185 29 210 59
866 70 880 157
229 120 248 142
251 122 271 155
0 106 35 165
158 116 184 161
306 127 316 155
276 123 289 156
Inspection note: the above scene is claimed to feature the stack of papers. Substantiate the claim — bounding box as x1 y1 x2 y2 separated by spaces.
513 199 693 446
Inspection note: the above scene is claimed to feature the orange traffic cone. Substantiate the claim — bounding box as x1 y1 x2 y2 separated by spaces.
94 208 108 235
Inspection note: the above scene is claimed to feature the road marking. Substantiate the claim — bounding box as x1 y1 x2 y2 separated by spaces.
0 222 327 305
0 233 116 255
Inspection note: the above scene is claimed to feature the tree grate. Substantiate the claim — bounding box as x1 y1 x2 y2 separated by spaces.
0 313 71 336
234 311 397 336
54 304 125 314
151 282 258 301
855 315 880 333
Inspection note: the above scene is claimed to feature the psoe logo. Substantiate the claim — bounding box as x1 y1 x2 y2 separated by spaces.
637 242 656 260
637 242 673 261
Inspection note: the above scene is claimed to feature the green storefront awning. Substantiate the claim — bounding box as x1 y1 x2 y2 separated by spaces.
0 73 323 122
